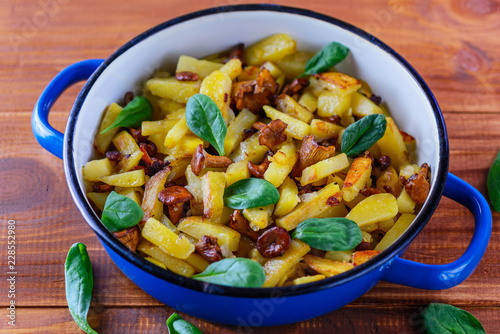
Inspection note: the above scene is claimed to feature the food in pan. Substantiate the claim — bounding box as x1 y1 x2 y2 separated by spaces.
82 33 430 287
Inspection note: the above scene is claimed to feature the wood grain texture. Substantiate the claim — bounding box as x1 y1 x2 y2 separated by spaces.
1 0 499 332
2 306 499 333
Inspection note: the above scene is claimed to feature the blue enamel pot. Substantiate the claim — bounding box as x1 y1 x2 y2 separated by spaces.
32 5 492 327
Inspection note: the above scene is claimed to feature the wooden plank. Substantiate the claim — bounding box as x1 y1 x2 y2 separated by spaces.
2 306 499 333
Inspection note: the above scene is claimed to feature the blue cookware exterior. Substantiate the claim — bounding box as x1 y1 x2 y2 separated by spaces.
31 5 491 326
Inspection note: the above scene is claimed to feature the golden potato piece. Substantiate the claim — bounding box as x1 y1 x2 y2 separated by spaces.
176 55 223 79
178 216 241 252
263 239 310 287
202 171 226 224
244 33 296 66
263 106 311 140
94 103 122 154
276 182 341 231
313 72 361 96
376 117 410 172
345 193 398 228
352 250 381 266
141 218 195 260
99 169 145 187
274 177 300 217
82 158 114 182
303 255 354 277
138 241 196 277
342 157 372 202
375 213 416 251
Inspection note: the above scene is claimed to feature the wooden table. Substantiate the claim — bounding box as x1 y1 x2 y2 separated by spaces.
1 0 499 332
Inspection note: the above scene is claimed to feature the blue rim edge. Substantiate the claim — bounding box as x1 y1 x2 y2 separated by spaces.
64 4 449 298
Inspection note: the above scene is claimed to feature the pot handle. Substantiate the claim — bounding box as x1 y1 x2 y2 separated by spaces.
381 173 492 290
32 59 104 159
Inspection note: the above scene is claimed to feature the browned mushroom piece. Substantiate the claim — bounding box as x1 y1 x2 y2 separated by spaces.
157 186 194 224
359 187 382 197
326 192 342 206
242 128 256 141
106 150 122 161
175 71 200 81
190 144 233 176
373 155 391 171
123 91 135 106
321 115 341 125
229 210 260 242
248 151 273 179
256 226 291 258
140 140 157 157
113 226 140 252
231 68 278 113
399 130 415 143
281 78 309 96
257 119 288 150
355 240 371 251
291 136 337 177
129 128 147 143
139 146 169 176
224 43 246 66
195 235 223 263
252 122 266 131
403 163 430 204
93 183 114 193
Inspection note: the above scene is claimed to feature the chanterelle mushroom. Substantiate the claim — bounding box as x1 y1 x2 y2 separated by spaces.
401 163 430 204
248 151 273 179
157 186 194 224
195 235 223 263
254 119 288 150
231 68 278 113
113 226 140 252
190 144 233 176
229 210 260 242
282 78 309 97
291 136 337 177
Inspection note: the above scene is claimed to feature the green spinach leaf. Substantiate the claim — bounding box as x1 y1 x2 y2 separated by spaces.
192 258 266 288
487 149 500 212
301 41 350 77
422 303 486 334
101 96 153 134
65 243 98 334
186 93 227 156
101 191 143 232
341 114 387 157
166 313 202 334
292 218 362 251
223 178 280 210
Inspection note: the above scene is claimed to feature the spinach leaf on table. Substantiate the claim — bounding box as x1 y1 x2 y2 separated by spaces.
487 149 500 212
422 303 486 334
65 243 98 334
167 313 203 334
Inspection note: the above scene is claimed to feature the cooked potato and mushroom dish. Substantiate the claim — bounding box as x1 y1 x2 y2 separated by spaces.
83 33 430 287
